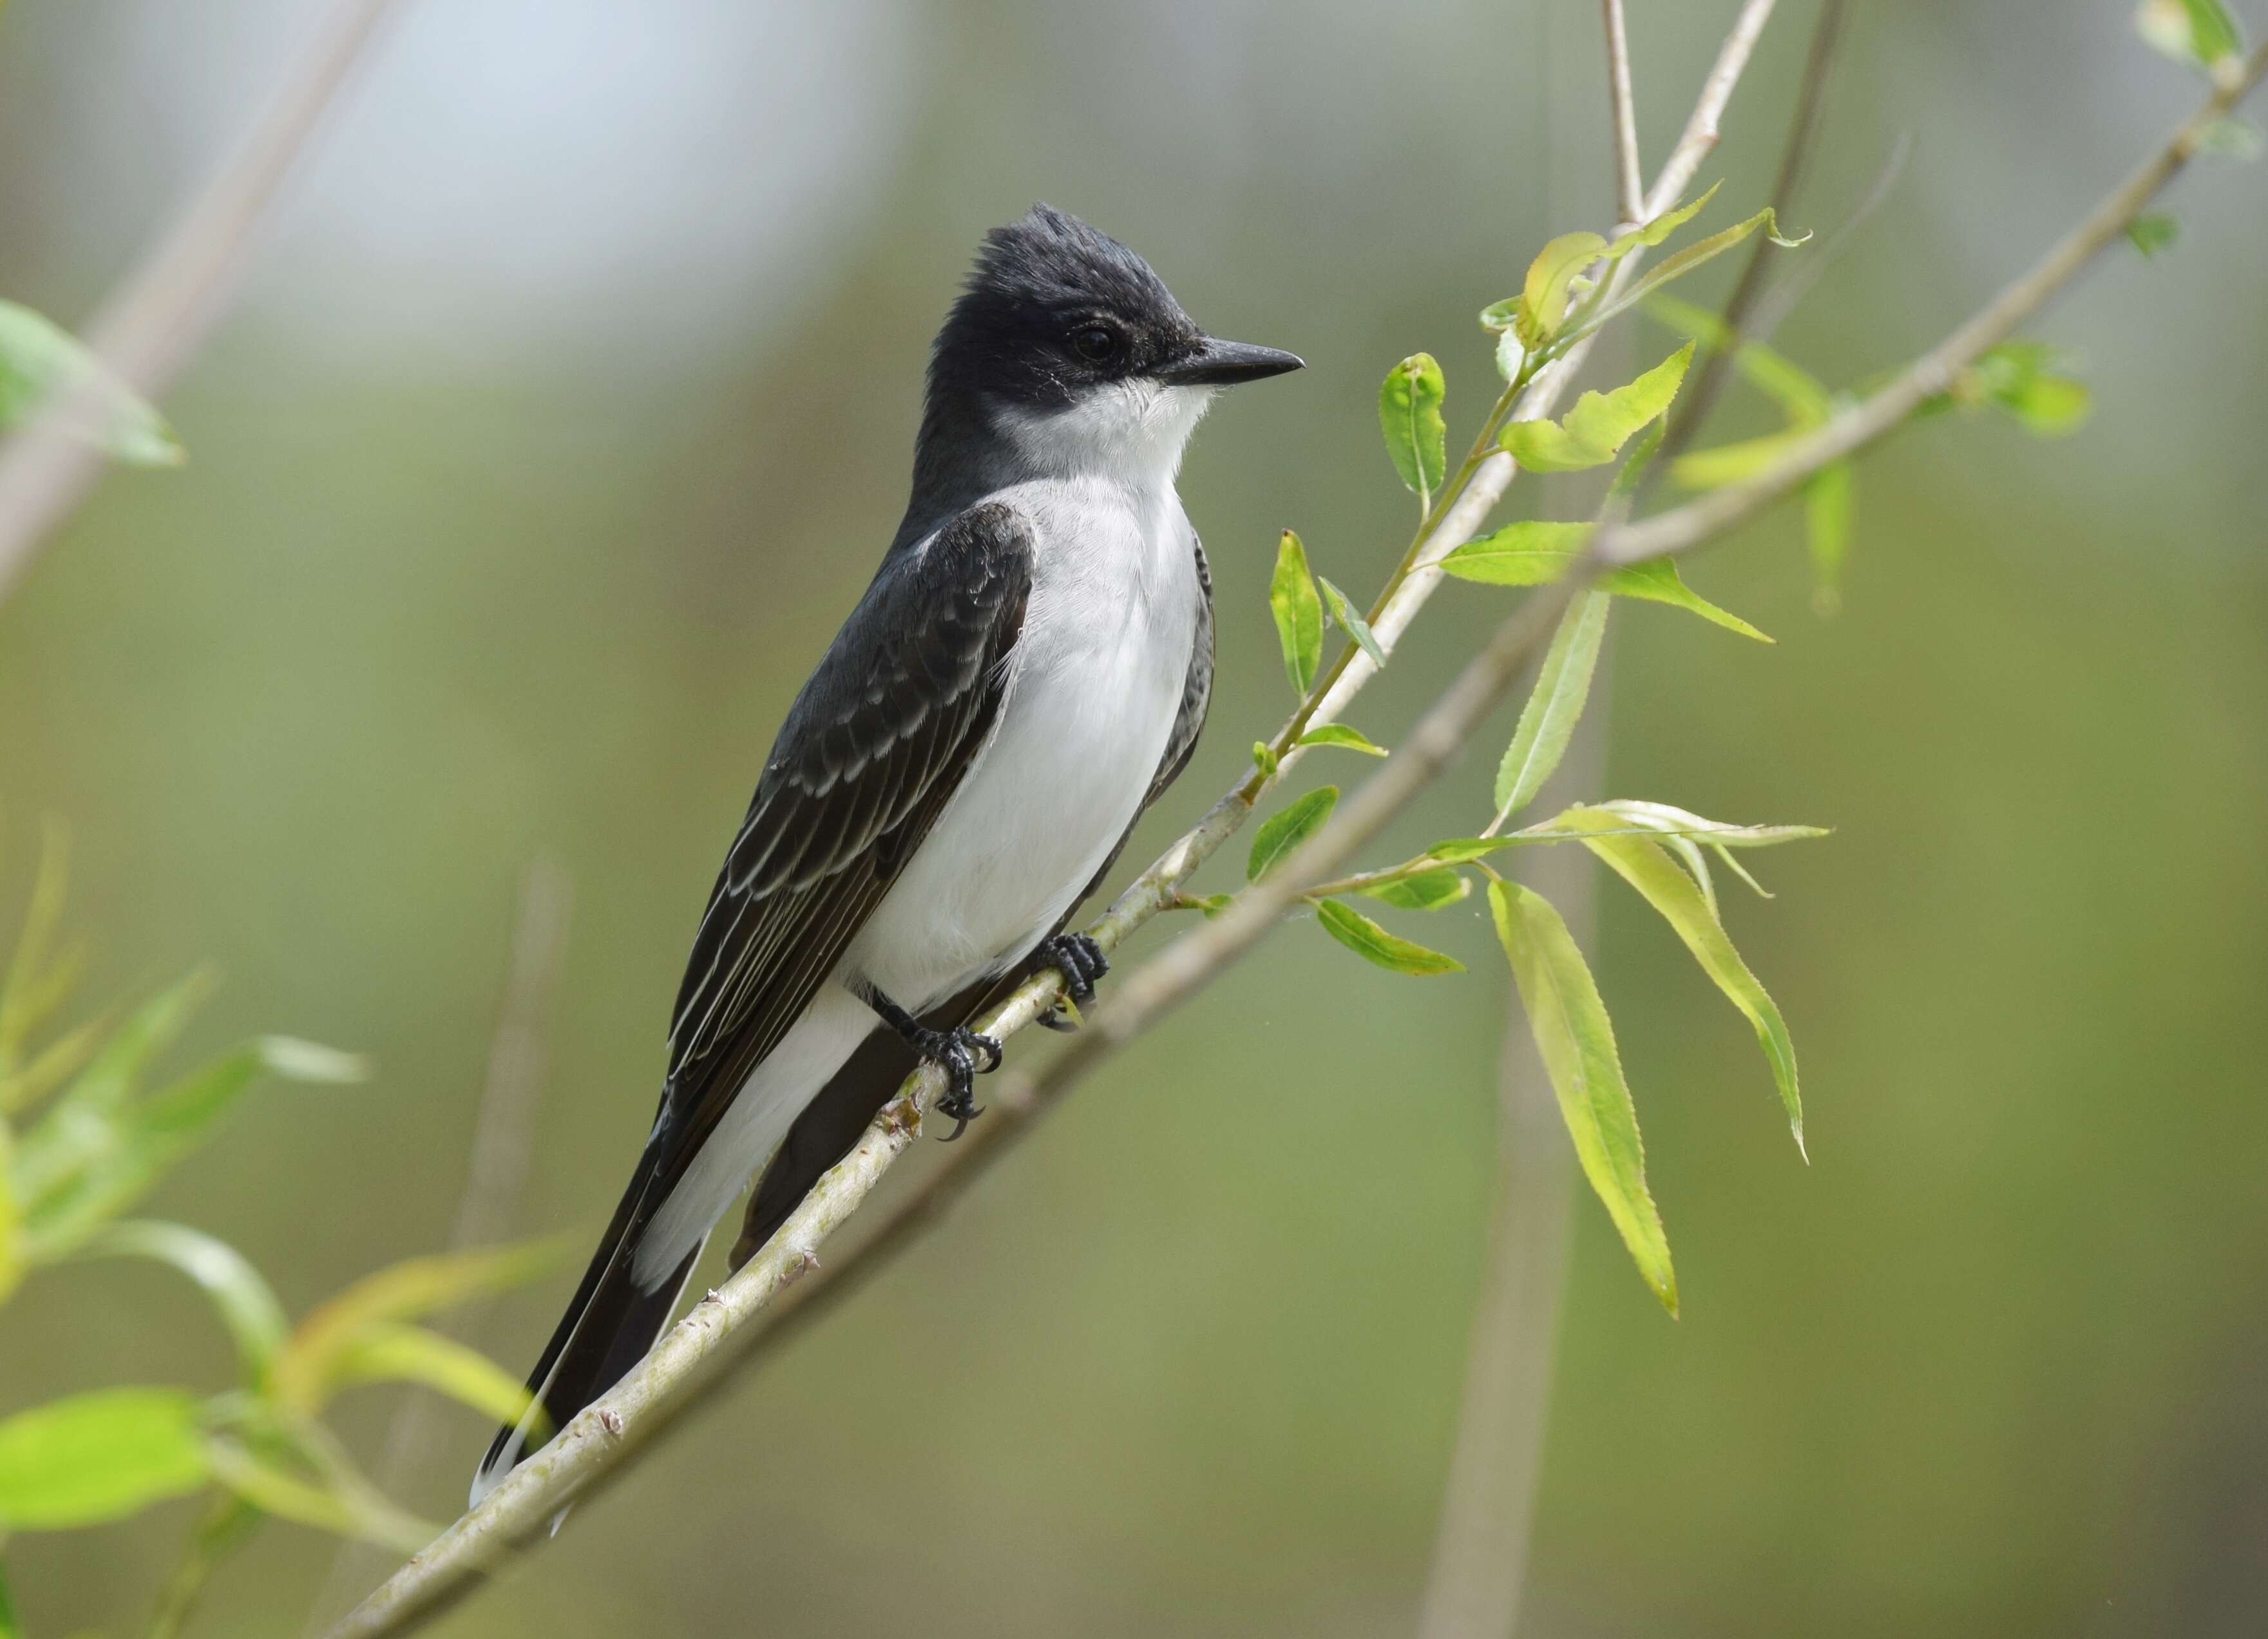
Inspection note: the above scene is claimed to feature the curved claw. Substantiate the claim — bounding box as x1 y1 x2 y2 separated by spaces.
1040 933 1110 1004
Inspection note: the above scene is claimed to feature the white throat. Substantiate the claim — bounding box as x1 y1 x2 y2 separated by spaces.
996 380 1214 495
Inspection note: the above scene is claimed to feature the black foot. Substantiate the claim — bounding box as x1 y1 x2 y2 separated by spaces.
913 1024 1002 1142
1041 932 1109 1005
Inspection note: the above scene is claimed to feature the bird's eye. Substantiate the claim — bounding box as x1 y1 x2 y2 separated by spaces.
1070 325 1123 363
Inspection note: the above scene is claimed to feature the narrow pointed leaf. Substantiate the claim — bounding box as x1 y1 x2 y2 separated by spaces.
1357 868 1471 912
1555 810 1806 1153
1605 559 1772 641
327 1323 547 1434
1378 353 1447 498
1561 208 1808 349
77 1222 289 1386
1246 787 1339 883
204 1437 433 1555
0 1388 209 1528
1804 459 1855 605
1317 577 1387 669
1585 800 1829 848
1490 881 1675 1311
1295 723 1387 757
1268 530 1323 695
273 1240 560 1415
1313 900 1464 974
1494 590 1610 820
1501 344 1693 472
0 300 184 466
1513 232 1607 345
1601 181 1724 260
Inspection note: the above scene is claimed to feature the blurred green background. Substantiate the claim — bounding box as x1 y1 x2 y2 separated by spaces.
4 0 2265 1633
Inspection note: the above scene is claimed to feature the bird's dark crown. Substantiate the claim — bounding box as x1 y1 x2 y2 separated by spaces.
928 203 1203 411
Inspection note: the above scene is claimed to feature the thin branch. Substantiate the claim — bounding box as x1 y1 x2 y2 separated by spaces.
1744 128 1912 346
318 14 2268 1635
1601 0 1647 225
1657 0 1847 466
304 859 572 1633
0 0 401 607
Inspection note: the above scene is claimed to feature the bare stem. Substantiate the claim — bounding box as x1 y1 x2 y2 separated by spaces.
1602 0 1647 225
0 0 401 607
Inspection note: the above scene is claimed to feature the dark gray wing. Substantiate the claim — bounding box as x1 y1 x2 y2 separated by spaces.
658 500 1032 1170
1148 532 1214 805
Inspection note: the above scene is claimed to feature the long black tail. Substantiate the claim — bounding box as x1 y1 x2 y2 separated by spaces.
471 1142 701 1504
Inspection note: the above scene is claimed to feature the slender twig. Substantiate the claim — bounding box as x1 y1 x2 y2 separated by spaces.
1601 0 1646 225
1744 128 1912 346
321 19 2267 1639
1657 0 1847 466
304 860 572 1633
0 0 401 608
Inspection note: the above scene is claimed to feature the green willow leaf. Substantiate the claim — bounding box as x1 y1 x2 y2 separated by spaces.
2137 0 2244 68
2127 213 2180 256
1378 353 1447 499
1425 837 1521 863
1295 723 1387 757
0 300 184 466
1490 881 1675 1312
1805 459 1855 607
1313 899 1464 974
203 1436 432 1555
1560 207 1808 349
0 1388 209 1529
327 1323 546 1433
1245 787 1339 883
1269 530 1324 695
1357 868 1471 912
77 1222 290 1388
1440 522 1769 640
1556 810 1806 1155
273 1240 560 1416
1496 184 1725 346
1501 343 1694 472
1495 591 1610 820
1317 576 1387 669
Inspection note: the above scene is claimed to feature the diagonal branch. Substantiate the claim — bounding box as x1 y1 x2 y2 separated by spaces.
0 0 402 607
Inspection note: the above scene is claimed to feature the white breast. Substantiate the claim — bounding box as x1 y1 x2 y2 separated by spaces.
850 471 1200 1009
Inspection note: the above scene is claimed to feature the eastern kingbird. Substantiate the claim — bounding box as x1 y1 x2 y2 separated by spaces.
475 204 1300 1499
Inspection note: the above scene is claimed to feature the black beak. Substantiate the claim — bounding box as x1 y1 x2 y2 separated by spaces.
1158 337 1305 387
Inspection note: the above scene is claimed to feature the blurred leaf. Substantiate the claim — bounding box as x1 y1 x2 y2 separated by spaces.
2136 0 2244 68
1313 900 1464 974
1554 809 1807 1154
1494 591 1610 821
0 300 183 466
0 1388 208 1529
2194 116 2263 158
76 1222 289 1388
1648 292 1833 423
1968 344 2092 436
251 1037 367 1084
272 1240 559 1417
1357 868 1471 912
1179 892 1234 918
1316 577 1387 669
1489 881 1675 1312
1295 723 1387 757
1607 417 1666 501
1672 426 1811 490
2127 213 2180 256
1494 329 1527 385
1378 353 1447 500
1581 800 1829 849
1246 787 1339 884
1804 460 1856 608
1268 531 1323 696
0 818 86 1102
13 972 213 1200
0 1126 18 1310
0 1558 17 1639
1561 207 1808 349
1501 345 1694 472
327 1323 546 1434
204 1434 430 1555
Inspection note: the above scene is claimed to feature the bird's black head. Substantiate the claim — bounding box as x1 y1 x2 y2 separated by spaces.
929 204 1302 414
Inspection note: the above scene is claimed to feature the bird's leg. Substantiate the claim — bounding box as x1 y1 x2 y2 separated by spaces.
861 986 1001 1141
1033 932 1110 1031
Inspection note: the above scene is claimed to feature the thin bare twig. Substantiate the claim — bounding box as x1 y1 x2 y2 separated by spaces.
0 0 401 607
305 860 572 1632
1744 128 1912 346
1601 0 1646 225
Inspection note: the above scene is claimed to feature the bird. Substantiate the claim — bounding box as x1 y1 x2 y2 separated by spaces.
473 204 1301 1501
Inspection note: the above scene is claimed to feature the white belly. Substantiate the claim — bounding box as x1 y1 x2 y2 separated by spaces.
635 479 1199 1284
